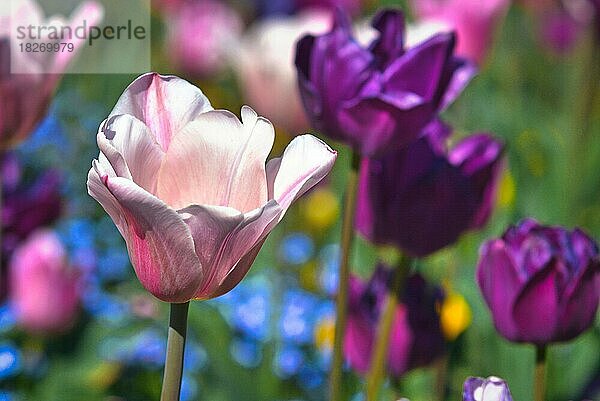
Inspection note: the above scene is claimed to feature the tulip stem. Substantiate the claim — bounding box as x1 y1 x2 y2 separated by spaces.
365 255 410 401
534 345 547 401
330 150 361 401
160 302 190 401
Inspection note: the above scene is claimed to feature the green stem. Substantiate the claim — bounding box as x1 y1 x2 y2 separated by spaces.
534 345 547 401
160 302 190 401
365 256 411 401
329 151 361 401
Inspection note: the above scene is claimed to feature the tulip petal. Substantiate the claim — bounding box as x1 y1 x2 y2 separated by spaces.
91 172 202 303
476 240 522 341
512 263 560 344
387 307 412 376
87 161 126 237
109 73 213 151
182 200 282 299
369 10 406 68
157 108 273 212
383 32 454 101
558 254 600 341
98 114 164 194
267 134 337 214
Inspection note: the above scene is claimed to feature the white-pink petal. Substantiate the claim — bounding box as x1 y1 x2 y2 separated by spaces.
109 73 213 151
98 114 164 194
90 171 202 303
268 134 337 213
157 107 274 212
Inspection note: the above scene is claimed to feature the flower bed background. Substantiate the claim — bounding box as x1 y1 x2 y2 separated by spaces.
1 0 599 400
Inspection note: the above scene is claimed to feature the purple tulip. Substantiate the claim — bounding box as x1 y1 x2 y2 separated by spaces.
294 9 476 156
343 265 445 376
477 219 600 345
356 121 504 257
463 376 513 401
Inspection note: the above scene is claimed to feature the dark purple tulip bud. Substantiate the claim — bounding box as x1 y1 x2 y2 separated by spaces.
356 121 504 257
295 9 476 156
463 376 513 401
2 155 62 260
343 264 445 376
477 219 600 345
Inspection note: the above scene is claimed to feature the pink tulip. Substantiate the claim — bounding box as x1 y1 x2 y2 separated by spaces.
87 73 337 303
165 0 242 77
0 0 103 149
9 230 80 333
410 0 510 64
232 11 332 135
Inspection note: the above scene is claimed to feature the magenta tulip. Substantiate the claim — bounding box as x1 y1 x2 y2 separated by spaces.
9 230 80 333
0 0 103 149
477 219 600 345
344 266 445 376
87 73 337 303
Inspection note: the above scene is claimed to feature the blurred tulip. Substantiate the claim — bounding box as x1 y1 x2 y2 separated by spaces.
477 218 600 345
295 9 475 156
0 0 103 150
9 230 80 333
1 154 62 299
344 266 445 376
410 0 510 64
541 9 582 53
463 376 514 401
165 0 242 77
87 73 337 303
356 121 504 257
234 10 331 135
296 0 363 16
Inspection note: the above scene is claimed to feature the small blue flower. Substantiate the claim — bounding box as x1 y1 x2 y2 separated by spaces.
219 275 272 342
180 374 199 401
280 233 314 265
298 363 324 390
0 304 16 334
82 290 131 326
0 343 22 379
274 345 304 378
184 340 208 373
279 290 319 344
57 218 96 252
230 338 262 368
0 390 16 401
130 329 166 369
97 247 130 282
319 244 340 295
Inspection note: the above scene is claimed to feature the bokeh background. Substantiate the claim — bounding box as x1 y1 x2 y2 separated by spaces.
1 0 599 400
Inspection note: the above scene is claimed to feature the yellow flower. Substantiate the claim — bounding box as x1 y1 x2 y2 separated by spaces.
497 169 516 208
302 188 340 232
314 316 335 352
440 292 472 341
